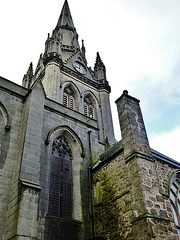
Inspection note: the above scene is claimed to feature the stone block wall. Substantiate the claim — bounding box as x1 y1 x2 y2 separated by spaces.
92 90 180 239
93 150 179 239
36 97 104 239
0 77 106 239
0 80 28 239
93 153 135 239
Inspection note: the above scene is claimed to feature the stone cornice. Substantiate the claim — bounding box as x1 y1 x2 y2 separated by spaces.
61 65 111 92
43 52 62 66
132 213 170 223
46 214 82 225
20 178 41 191
0 76 28 99
125 151 154 163
44 98 99 131
115 90 140 104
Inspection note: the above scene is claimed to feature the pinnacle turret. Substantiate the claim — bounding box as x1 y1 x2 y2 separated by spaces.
81 40 87 65
22 62 34 89
94 52 104 68
94 52 106 81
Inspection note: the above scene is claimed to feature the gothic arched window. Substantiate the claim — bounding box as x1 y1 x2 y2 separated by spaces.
63 86 75 110
170 172 180 238
49 136 73 219
84 95 95 119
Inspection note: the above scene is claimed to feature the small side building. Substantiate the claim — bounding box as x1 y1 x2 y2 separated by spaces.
93 90 180 240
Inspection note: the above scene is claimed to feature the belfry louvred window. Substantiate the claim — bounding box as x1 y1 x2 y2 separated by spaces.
63 87 75 110
48 136 73 218
84 95 95 119
170 172 180 238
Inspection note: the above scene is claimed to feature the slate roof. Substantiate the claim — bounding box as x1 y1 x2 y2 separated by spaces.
93 140 180 172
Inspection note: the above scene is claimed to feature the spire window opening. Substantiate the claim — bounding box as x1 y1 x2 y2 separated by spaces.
84 103 88 116
56 42 59 53
170 173 180 238
84 95 95 119
63 86 75 110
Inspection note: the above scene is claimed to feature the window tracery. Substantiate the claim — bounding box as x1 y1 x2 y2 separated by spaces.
63 86 75 110
84 95 95 118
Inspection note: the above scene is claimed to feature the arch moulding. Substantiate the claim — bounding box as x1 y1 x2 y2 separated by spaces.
0 101 10 131
45 125 85 221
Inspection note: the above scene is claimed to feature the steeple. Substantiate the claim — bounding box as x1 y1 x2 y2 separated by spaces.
42 0 80 62
56 0 75 30
43 0 80 64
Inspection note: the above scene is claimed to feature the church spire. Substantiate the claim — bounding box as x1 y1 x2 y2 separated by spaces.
56 0 75 30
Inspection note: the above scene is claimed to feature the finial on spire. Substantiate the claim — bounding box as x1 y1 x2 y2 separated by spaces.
56 0 75 30
81 39 87 64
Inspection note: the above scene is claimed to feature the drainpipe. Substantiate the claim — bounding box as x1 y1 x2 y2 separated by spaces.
88 130 95 239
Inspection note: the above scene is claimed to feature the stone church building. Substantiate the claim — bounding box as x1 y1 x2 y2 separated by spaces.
0 1 180 239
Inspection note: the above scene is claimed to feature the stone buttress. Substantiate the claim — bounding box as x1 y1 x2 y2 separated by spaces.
115 90 176 239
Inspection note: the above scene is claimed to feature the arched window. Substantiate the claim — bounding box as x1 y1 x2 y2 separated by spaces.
49 136 73 219
63 86 75 110
84 95 95 118
170 172 180 238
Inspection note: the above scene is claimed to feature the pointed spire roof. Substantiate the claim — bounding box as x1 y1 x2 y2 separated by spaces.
94 52 104 68
56 0 75 30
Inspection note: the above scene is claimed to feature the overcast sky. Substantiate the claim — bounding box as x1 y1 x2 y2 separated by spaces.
0 0 180 161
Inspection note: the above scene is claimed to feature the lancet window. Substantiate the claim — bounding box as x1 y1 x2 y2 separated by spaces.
84 95 95 119
170 172 180 238
49 136 73 218
63 86 75 110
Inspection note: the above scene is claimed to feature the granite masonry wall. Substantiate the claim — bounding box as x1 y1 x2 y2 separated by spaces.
1 78 179 240
93 149 179 239
37 97 104 240
92 91 180 240
0 78 28 239
0 77 105 240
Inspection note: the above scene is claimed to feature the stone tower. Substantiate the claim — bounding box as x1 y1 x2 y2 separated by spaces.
23 0 116 146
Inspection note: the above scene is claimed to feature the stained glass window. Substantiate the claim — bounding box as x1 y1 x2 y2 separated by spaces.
49 136 73 218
